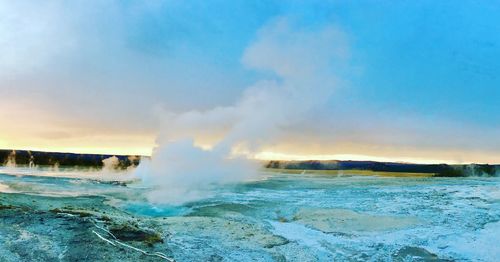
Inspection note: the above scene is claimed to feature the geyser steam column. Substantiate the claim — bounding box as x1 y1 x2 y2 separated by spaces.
135 139 256 204
135 18 350 204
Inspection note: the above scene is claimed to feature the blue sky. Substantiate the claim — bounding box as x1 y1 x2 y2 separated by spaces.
0 1 499 163
113 0 500 124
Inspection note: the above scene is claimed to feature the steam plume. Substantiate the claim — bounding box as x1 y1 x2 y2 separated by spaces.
5 150 16 168
136 19 350 204
102 156 120 171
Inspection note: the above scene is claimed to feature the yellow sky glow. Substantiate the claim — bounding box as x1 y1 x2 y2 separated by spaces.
2 136 499 164
253 152 465 165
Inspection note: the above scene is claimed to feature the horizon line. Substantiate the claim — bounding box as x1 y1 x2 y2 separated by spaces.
1 147 497 166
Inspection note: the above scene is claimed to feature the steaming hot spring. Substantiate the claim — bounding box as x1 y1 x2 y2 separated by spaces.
0 151 498 261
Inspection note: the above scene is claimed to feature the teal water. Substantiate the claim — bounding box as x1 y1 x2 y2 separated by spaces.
1 169 499 261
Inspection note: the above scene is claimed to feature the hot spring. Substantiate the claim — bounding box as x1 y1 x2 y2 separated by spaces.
0 166 499 261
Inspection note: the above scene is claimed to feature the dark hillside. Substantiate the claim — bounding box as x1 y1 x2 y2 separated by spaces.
0 150 142 169
266 160 499 177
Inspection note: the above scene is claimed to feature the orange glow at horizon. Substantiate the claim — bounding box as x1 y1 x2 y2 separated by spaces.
2 138 499 165
0 145 153 157
0 136 155 157
253 152 466 165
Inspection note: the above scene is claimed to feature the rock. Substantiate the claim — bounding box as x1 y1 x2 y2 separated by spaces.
109 223 163 246
392 246 452 261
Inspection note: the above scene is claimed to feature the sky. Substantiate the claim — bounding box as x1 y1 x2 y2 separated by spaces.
1 0 499 164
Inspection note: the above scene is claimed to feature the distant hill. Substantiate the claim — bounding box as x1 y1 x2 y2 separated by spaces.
266 160 499 177
0 149 142 169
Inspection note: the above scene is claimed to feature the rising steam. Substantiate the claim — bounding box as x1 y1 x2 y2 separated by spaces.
101 156 120 171
5 150 16 168
135 18 350 204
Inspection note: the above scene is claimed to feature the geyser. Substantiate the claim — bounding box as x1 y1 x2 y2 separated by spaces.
135 139 257 204
135 18 349 204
